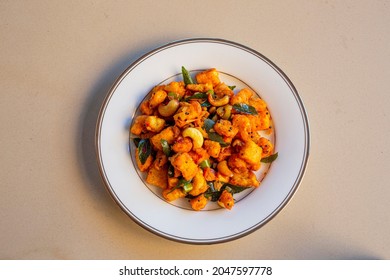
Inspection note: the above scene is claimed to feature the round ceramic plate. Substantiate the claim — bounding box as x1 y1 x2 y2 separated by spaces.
96 38 310 244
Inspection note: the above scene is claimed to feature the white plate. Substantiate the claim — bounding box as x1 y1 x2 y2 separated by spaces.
96 38 310 244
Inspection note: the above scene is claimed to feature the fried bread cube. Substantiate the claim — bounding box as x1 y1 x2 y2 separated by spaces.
190 194 208 211
170 152 198 181
144 116 165 133
230 88 253 105
150 126 177 151
203 140 221 158
140 100 154 115
186 83 213 92
216 146 232 162
232 114 251 141
228 154 249 173
195 68 220 87
248 96 267 113
189 170 208 197
153 150 168 170
188 147 210 165
130 115 148 135
162 187 186 202
173 101 202 128
149 89 167 108
213 119 238 138
172 136 193 153
164 81 186 98
230 171 260 187
258 110 271 130
257 137 274 158
214 82 234 97
203 167 217 181
217 190 234 210
146 164 168 189
239 139 262 166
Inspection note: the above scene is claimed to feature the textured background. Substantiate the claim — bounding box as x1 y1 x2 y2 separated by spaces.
1 0 389 259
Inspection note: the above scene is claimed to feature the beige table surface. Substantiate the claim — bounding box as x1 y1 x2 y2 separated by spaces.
1 0 389 260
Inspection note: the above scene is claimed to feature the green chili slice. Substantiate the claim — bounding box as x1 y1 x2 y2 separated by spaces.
199 159 211 169
260 152 279 163
181 66 194 85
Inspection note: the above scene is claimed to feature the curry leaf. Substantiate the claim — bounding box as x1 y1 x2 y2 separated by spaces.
233 103 258 115
208 132 229 147
261 152 279 163
200 100 211 107
160 139 171 157
138 139 152 164
133 137 141 147
202 119 228 146
204 182 220 201
204 183 251 202
185 93 208 101
204 190 221 202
